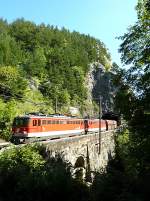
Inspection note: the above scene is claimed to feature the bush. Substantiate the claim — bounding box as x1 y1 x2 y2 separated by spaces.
0 144 90 201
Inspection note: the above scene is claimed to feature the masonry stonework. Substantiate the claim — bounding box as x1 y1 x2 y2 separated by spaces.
45 131 115 174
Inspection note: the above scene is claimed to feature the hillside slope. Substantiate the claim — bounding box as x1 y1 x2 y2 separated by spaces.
0 18 113 140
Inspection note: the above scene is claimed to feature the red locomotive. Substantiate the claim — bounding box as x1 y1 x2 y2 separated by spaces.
11 113 117 144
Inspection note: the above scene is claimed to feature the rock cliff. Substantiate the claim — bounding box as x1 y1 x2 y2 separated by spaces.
85 62 115 116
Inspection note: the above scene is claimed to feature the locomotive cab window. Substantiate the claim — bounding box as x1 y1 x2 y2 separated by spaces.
13 117 29 127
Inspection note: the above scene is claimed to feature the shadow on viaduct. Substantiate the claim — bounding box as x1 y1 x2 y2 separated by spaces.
45 131 115 181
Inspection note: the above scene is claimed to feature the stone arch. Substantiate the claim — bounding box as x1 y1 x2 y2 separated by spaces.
74 156 85 168
73 156 86 182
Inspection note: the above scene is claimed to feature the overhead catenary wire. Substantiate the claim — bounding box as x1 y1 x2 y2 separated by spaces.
0 83 48 106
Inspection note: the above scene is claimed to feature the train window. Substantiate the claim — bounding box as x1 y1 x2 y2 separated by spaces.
38 119 41 126
42 120 47 125
33 120 37 126
47 120 51 124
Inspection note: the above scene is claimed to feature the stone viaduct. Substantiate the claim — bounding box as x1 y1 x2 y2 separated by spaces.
44 131 116 181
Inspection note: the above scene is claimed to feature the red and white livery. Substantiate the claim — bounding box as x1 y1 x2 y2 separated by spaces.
11 113 117 144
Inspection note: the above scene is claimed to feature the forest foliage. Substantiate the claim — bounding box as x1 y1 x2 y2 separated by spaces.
0 144 90 201
102 0 150 200
0 18 111 140
0 0 149 200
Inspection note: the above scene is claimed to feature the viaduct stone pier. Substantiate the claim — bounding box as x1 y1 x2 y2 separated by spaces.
44 131 116 180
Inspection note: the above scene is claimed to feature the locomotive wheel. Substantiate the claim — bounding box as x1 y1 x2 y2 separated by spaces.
10 136 21 145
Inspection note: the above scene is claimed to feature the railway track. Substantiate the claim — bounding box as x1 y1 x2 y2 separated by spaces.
0 128 119 153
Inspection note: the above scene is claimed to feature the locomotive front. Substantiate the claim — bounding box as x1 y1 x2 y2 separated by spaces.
11 116 30 143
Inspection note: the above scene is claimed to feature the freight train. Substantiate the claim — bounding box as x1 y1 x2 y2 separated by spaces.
11 113 117 144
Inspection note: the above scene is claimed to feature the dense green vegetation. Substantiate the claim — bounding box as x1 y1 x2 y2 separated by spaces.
92 0 150 200
0 144 90 201
0 18 111 140
0 0 149 200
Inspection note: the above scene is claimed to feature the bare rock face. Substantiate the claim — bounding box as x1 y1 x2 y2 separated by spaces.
85 62 115 115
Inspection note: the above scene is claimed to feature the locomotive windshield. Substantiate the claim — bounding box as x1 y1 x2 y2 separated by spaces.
13 117 29 127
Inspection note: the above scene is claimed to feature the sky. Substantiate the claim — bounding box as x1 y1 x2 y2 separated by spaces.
0 0 138 67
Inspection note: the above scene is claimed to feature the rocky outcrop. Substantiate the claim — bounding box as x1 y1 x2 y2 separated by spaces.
85 62 115 115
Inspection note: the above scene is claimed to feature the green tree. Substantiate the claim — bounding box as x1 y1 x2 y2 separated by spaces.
114 0 150 118
0 99 17 140
0 145 90 201
111 0 150 200
0 66 27 100
24 47 47 78
0 33 24 66
9 18 37 51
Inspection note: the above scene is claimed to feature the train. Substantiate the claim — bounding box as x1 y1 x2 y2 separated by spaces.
11 113 118 144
